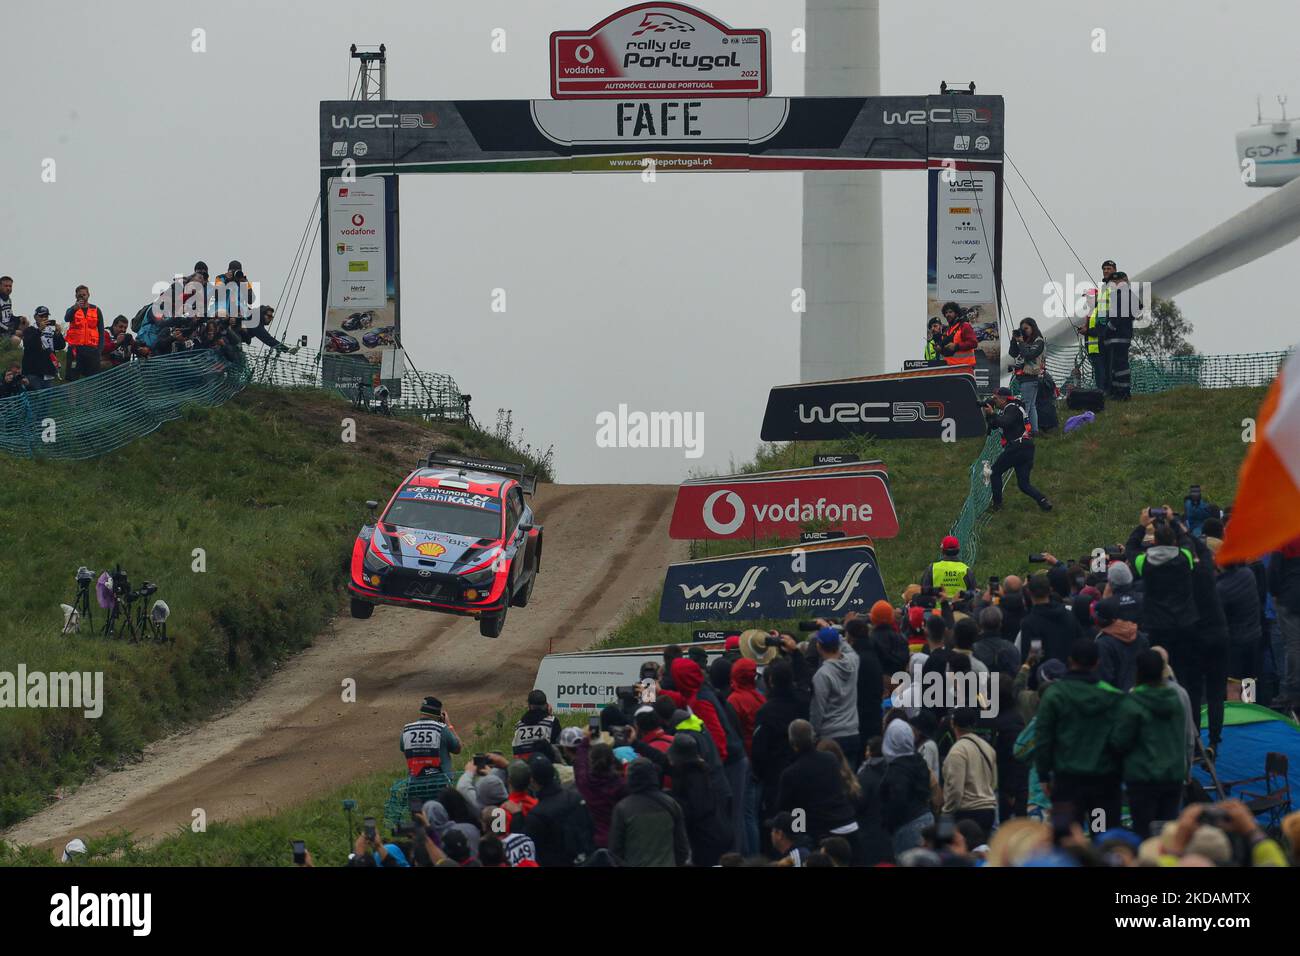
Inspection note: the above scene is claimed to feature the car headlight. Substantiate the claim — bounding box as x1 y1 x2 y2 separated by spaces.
362 550 389 576
461 567 496 589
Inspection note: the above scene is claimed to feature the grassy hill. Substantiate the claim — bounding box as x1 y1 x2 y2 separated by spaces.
602 385 1266 649
0 384 551 828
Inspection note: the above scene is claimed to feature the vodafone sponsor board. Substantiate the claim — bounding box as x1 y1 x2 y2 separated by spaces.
550 3 769 99
327 177 385 310
669 469 898 540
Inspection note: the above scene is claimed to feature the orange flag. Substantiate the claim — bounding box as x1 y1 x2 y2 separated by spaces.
1218 348 1300 564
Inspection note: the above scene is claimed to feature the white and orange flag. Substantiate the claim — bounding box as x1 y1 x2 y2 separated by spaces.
1218 347 1300 564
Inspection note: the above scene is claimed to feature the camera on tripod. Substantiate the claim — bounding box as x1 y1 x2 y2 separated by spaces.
98 563 171 643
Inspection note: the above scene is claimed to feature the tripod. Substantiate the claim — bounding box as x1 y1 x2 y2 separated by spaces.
70 577 93 633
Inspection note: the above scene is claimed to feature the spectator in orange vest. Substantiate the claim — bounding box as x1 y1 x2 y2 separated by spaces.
939 302 978 367
63 285 105 381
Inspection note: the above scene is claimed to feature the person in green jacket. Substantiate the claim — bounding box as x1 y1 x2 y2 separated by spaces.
1110 649 1188 840
1035 637 1123 829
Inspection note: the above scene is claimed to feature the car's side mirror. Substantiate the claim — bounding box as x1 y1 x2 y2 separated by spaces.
518 522 533 534
364 500 379 525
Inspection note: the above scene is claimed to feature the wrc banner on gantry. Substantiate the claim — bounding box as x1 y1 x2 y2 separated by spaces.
668 461 899 540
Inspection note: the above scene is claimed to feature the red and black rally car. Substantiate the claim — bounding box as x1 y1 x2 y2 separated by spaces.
348 454 542 637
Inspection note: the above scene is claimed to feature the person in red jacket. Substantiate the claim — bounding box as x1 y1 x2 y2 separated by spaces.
728 658 765 757
669 658 728 763
939 302 978 367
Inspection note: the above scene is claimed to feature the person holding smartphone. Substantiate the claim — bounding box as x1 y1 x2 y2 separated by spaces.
400 695 461 796
63 284 105 381
1007 317 1047 436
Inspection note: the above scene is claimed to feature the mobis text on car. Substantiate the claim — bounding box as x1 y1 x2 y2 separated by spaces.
348 454 542 637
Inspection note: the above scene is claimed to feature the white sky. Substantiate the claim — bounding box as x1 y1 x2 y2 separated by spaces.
2 0 1297 482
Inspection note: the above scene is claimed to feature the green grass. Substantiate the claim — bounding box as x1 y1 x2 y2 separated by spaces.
600 386 1264 649
0 710 587 866
0 383 551 829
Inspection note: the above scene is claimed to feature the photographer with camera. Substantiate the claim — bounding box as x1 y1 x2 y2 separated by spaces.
923 316 944 361
511 689 562 762
237 304 295 353
20 306 64 390
810 623 861 766
100 315 138 369
214 259 254 320
400 696 461 797
0 365 30 398
1008 317 1047 436
1126 508 1204 728
984 387 1053 513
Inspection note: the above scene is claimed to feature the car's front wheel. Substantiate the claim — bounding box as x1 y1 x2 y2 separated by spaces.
511 562 536 608
479 606 507 638
350 597 375 620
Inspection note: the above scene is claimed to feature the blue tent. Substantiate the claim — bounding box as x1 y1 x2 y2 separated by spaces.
1194 702 1300 823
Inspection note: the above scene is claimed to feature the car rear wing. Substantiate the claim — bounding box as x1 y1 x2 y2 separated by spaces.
421 452 538 495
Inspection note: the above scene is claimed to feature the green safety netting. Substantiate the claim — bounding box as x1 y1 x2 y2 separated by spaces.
946 348 1290 568
0 350 251 460
0 347 467 461
245 350 466 420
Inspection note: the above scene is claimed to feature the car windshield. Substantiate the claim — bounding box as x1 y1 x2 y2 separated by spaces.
383 497 502 540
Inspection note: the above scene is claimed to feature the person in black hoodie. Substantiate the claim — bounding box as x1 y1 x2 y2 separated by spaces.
1128 510 1202 719
845 618 885 746
1267 537 1300 708
750 658 808 833
21 308 64 389
1018 574 1086 664
854 735 894 865
1103 561 1143 624
1189 533 1229 753
1094 596 1148 691
666 733 732 866
1215 544 1263 690
998 575 1028 642
775 720 858 845
522 755 595 867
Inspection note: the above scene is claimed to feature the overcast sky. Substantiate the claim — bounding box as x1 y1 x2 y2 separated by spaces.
3 0 1297 483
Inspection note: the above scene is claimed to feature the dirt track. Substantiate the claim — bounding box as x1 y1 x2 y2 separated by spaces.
4 483 685 849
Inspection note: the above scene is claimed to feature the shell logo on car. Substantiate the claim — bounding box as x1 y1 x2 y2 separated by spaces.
417 542 447 557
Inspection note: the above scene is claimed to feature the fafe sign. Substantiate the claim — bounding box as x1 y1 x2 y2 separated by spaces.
550 2 770 99
669 465 899 540
658 537 887 623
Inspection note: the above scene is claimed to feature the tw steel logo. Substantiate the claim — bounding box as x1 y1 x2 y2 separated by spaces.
798 401 945 424
883 107 993 125
330 112 438 129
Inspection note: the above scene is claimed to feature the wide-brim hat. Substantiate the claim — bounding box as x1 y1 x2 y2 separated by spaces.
738 629 778 665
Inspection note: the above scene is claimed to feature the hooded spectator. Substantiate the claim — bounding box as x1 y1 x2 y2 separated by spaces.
574 735 627 849
1110 649 1189 839
1268 536 1300 708
1215 545 1263 691
870 600 910 675
1034 637 1123 828
669 658 728 764
879 718 938 857
666 733 731 866
810 626 861 763
727 658 764 757
844 618 886 741
1019 573 1086 665
1094 596 1149 692
522 755 595 867
751 659 808 829
775 720 859 848
608 758 689 867
854 735 894 865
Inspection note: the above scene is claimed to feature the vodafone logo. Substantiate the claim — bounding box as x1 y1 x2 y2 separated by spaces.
351 213 365 227
703 489 745 535
575 43 595 63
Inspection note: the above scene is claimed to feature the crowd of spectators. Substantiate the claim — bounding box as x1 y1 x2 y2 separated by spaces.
0 262 294 398
310 496 1299 867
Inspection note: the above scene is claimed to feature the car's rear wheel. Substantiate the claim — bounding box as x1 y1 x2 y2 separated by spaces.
350 597 374 620
479 607 507 638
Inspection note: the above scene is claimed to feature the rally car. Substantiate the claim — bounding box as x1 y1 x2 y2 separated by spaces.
342 310 377 332
325 329 361 353
362 325 396 348
347 453 542 637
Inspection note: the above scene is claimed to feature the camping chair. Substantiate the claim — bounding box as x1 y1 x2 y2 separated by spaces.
1220 752 1291 832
